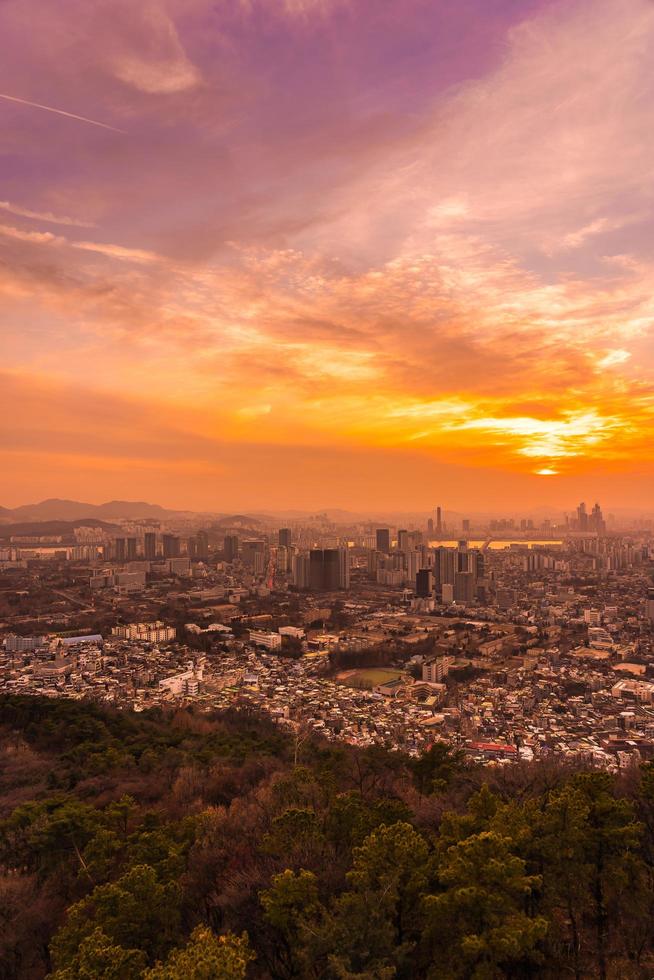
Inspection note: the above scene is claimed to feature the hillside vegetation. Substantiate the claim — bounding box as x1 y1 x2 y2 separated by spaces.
1 695 654 979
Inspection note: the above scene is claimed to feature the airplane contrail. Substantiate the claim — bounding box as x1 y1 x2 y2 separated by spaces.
0 93 126 134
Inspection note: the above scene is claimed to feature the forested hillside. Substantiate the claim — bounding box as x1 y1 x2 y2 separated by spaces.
1 695 653 979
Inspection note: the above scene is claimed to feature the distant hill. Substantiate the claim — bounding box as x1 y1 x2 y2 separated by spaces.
0 518 120 539
0 498 174 523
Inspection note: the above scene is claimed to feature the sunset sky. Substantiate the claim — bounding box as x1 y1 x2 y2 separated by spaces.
1 0 653 512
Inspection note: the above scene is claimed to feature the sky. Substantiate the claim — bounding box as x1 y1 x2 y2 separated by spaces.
1 0 653 513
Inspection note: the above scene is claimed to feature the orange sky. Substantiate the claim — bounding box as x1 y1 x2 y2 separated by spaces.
1 0 653 512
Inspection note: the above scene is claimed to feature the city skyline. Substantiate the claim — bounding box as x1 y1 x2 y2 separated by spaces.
2 0 654 509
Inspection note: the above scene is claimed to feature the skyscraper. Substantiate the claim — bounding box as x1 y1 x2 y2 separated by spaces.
308 548 349 590
454 571 475 604
223 534 239 562
126 537 137 561
279 528 292 548
143 532 156 560
292 552 310 589
241 539 265 569
162 534 180 558
376 528 390 553
436 506 442 534
114 537 126 561
416 568 433 598
397 529 408 552
196 530 209 559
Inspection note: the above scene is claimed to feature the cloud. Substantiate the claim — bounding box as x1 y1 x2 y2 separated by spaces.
0 200 95 228
71 240 163 263
0 223 64 245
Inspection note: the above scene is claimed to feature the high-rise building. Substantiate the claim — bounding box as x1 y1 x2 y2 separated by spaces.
242 539 266 569
462 519 470 533
339 547 350 590
114 538 126 561
406 549 422 583
646 588 654 623
162 534 180 559
308 548 349 590
577 502 588 531
427 517 434 535
143 532 157 560
457 540 469 573
436 506 442 534
278 528 292 548
454 571 475 604
223 534 239 562
126 537 137 561
436 547 456 589
397 529 408 553
376 528 390 553
196 530 209 559
292 552 310 589
589 503 606 534
416 568 433 598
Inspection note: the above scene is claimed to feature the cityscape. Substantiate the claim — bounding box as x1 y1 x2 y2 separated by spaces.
3 0 654 976
2 498 653 768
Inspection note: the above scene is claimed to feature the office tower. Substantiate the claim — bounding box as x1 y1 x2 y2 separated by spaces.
309 548 349 590
457 540 469 573
437 547 456 588
397 529 408 552
144 532 156 560
323 549 341 590
407 549 422 582
462 519 470 533
126 537 137 561
279 527 292 548
646 588 654 623
454 571 475 604
242 539 265 569
277 545 289 573
114 537 126 561
376 528 390 553
427 518 434 535
577 502 588 531
292 552 310 589
162 534 180 559
196 530 209 559
416 568 433 598
223 534 239 562
474 550 485 580
436 506 442 534
590 502 606 534
338 546 350 589
309 549 324 590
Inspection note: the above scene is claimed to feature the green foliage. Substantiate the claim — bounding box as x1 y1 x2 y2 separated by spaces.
410 741 467 795
49 928 147 980
424 831 547 978
144 927 254 980
50 865 182 971
3 695 654 980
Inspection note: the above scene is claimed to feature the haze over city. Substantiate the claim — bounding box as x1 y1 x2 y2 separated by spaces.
2 0 654 510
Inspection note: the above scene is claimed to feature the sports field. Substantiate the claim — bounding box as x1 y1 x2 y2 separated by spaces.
337 667 406 689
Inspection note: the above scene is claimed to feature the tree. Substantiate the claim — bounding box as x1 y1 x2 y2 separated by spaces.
144 927 254 980
539 774 643 980
49 928 146 980
310 822 432 979
410 742 467 796
260 869 322 979
423 831 547 979
50 864 182 972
